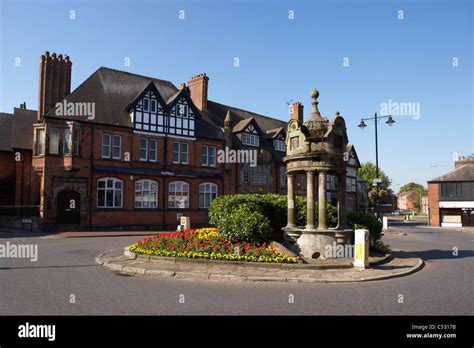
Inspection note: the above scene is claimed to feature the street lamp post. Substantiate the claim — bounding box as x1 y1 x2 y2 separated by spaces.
358 113 395 218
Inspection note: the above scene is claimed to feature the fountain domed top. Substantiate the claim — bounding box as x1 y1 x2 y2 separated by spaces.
304 88 328 138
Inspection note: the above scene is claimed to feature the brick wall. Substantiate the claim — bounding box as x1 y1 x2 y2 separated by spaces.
35 118 225 228
428 183 440 226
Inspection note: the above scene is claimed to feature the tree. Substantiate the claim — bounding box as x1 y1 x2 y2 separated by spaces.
399 182 427 213
358 162 392 208
399 182 426 194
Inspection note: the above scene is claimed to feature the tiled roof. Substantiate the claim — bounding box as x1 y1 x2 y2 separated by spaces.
428 164 474 182
43 66 290 144
11 108 37 150
45 67 224 140
207 100 287 132
0 109 37 151
232 117 254 133
265 127 284 139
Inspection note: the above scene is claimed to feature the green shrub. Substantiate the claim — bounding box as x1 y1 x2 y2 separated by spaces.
209 193 339 242
295 196 307 227
347 211 383 246
215 204 271 242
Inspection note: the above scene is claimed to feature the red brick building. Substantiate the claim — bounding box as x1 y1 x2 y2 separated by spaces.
0 107 38 209
0 52 365 230
428 156 474 227
397 190 417 211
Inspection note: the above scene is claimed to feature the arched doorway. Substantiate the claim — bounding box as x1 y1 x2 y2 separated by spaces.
56 190 80 224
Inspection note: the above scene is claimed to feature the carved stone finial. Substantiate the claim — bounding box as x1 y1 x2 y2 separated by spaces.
310 88 321 119
224 110 232 128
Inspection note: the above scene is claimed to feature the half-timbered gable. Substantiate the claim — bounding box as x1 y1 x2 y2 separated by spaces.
167 91 198 138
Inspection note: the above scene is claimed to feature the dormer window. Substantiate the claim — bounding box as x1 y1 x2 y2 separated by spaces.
170 99 195 137
132 88 196 137
274 139 285 152
241 124 259 147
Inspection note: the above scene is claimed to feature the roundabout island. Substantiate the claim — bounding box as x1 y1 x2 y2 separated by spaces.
95 89 425 284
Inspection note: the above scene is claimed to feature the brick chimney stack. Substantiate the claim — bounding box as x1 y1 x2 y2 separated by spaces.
290 102 304 123
455 154 474 169
38 51 72 120
187 73 209 110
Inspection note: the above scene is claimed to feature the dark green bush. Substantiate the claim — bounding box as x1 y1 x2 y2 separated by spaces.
209 194 338 242
220 204 271 242
347 211 383 246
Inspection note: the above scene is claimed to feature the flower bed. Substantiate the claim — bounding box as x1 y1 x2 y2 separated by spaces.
129 228 297 264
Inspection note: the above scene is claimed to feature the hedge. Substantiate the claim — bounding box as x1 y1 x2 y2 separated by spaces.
347 211 383 246
208 194 338 243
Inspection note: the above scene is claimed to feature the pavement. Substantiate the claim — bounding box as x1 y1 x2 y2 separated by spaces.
0 224 472 315
96 247 423 283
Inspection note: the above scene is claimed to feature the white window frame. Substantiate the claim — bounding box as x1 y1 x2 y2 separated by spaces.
274 139 285 152
102 134 111 159
139 138 148 161
168 181 190 209
148 139 157 162
241 132 259 147
49 128 60 155
72 128 80 156
143 97 150 112
135 179 158 208
63 128 71 155
140 138 157 162
97 178 123 208
112 135 121 160
172 142 188 164
243 164 270 185
36 129 45 156
199 182 218 208
201 145 216 167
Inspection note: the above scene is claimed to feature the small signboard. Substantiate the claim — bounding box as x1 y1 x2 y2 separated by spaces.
21 218 33 231
180 216 191 230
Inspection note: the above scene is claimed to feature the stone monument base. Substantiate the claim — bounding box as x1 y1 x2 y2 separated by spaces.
282 227 353 259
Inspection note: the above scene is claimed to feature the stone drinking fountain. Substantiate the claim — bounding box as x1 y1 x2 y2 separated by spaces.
282 89 353 259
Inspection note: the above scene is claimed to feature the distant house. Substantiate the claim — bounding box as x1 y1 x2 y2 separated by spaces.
397 190 418 211
427 155 474 227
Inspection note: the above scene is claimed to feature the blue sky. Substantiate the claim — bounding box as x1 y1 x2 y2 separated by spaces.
1 0 472 190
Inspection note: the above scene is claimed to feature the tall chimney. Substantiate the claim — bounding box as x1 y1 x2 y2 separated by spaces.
38 51 72 120
290 102 304 123
187 73 209 110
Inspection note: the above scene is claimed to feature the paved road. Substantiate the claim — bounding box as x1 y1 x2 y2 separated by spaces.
0 225 472 315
